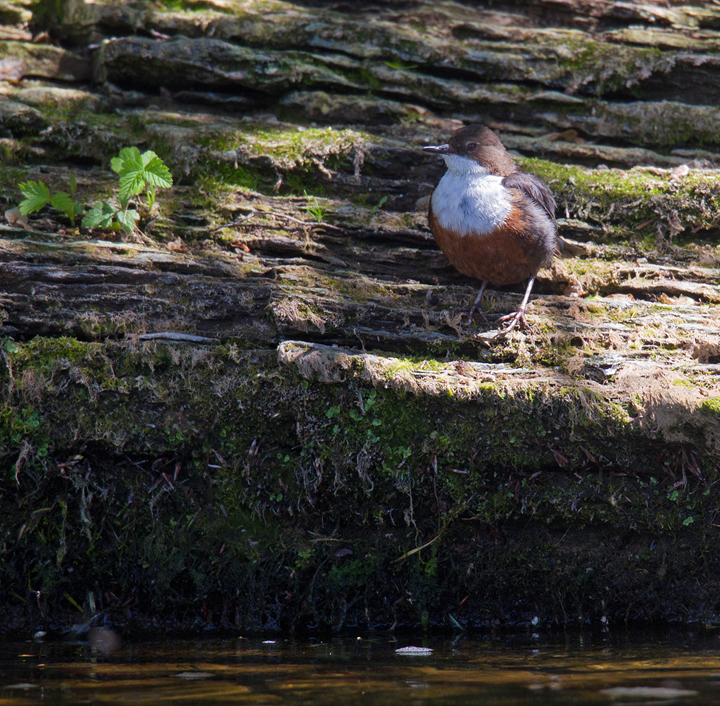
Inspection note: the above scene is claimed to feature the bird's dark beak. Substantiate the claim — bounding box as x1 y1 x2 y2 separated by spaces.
422 144 450 154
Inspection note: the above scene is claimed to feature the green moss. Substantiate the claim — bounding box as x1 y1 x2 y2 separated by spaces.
522 159 663 204
197 123 367 165
192 123 366 196
518 158 720 242
701 398 720 415
554 41 666 97
211 162 263 191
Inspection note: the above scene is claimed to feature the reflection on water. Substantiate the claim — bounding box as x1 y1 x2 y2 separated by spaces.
1 630 720 705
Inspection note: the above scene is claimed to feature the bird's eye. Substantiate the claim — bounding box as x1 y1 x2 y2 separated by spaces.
466 142 477 150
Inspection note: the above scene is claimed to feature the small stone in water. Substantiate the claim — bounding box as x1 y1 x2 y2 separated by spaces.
601 686 697 699
6 684 40 690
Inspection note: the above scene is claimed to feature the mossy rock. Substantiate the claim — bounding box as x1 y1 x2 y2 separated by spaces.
3 0 720 635
2 337 720 633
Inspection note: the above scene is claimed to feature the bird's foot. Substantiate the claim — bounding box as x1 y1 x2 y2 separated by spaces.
467 302 490 323
494 308 533 336
462 283 492 323
467 293 497 323
450 302 490 323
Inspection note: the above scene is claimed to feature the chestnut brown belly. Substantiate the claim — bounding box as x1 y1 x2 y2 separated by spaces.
429 206 549 286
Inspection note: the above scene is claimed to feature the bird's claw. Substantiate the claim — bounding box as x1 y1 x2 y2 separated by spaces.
468 304 490 323
450 303 489 323
494 309 533 336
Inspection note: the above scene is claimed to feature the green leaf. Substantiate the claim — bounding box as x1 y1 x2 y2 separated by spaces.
18 181 51 215
109 147 174 213
82 201 117 229
50 191 74 214
81 203 104 229
118 171 147 203
51 192 81 225
111 146 142 174
120 146 142 161
68 172 77 196
118 154 172 204
139 152 173 188
115 208 140 234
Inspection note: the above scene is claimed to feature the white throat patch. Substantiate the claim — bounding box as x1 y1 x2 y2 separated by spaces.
431 154 512 236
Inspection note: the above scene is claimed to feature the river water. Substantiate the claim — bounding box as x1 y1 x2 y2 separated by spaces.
1 630 719 704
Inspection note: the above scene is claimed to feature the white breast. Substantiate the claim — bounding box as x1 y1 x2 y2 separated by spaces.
430 154 512 236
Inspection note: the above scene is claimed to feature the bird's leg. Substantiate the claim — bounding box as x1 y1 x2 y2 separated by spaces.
496 275 536 334
468 281 489 321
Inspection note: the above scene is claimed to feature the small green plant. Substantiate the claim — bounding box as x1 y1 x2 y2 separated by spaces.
303 191 327 223
82 147 173 233
370 195 388 215
16 147 173 235
19 174 81 226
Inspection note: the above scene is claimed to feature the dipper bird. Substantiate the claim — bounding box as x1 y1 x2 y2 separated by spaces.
424 124 563 334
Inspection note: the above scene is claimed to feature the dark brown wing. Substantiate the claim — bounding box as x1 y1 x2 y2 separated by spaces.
501 170 557 225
